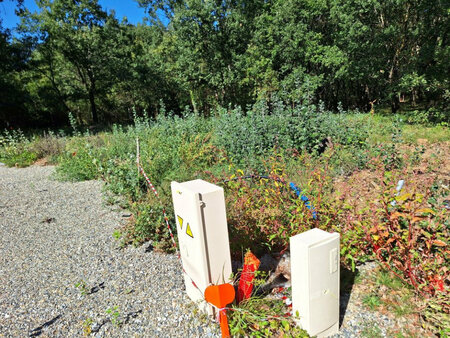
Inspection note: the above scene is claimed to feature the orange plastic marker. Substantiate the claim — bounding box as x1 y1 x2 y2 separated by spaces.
204 283 235 338
237 251 260 303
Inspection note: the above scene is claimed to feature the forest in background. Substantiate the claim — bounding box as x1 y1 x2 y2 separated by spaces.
0 0 448 128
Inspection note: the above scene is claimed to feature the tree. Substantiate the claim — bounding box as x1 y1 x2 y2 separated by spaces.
0 0 32 127
20 0 130 123
138 0 265 114
329 0 449 112
244 0 347 107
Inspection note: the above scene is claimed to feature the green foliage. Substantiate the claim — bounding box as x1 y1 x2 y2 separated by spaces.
403 108 449 126
106 306 121 327
2 0 448 127
0 128 37 167
214 102 368 166
56 137 104 181
0 149 37 167
363 294 381 310
228 297 308 337
55 112 224 246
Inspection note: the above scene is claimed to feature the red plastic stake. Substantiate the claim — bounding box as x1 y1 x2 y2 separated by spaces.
237 251 260 303
204 284 235 338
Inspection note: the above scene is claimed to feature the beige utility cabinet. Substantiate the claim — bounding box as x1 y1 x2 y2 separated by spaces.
291 228 340 337
171 179 232 317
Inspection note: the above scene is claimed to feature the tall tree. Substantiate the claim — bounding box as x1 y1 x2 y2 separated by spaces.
329 0 449 111
138 0 265 114
20 0 130 123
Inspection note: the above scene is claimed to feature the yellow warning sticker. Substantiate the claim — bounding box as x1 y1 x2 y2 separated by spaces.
177 215 183 230
186 223 194 238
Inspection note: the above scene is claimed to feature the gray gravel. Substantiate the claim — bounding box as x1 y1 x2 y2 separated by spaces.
0 165 220 337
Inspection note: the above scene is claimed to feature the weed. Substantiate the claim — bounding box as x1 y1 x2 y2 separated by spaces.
392 294 415 317
0 128 38 167
106 306 121 327
82 317 93 336
40 108 447 334
375 270 405 291
112 230 122 240
75 280 89 296
421 291 450 335
31 132 66 162
360 321 383 338
363 294 381 310
228 296 308 337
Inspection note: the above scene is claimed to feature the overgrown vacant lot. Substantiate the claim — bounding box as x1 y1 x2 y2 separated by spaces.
1 0 448 335
1 108 448 336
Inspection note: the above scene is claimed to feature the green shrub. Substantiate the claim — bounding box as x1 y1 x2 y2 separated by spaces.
404 108 449 126
0 128 38 167
213 102 368 166
0 149 37 167
56 137 104 181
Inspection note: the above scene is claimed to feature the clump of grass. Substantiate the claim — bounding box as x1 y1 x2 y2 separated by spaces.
363 294 381 310
375 270 405 291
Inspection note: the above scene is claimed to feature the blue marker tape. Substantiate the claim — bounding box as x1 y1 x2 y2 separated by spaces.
289 182 317 219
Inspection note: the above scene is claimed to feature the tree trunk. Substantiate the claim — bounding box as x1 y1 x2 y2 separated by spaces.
391 96 400 113
87 70 98 124
89 87 98 124
189 90 198 114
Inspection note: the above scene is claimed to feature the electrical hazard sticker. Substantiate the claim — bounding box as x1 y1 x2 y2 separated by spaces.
177 215 183 229
177 215 193 238
186 223 194 238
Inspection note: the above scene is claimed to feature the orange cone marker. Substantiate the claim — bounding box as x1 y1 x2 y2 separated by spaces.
204 283 235 338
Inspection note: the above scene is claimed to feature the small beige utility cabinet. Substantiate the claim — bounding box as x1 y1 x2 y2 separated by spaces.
291 228 340 337
171 179 232 317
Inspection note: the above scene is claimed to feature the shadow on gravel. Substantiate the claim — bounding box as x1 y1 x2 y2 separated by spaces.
340 267 357 327
91 309 143 333
89 282 105 294
124 309 143 324
29 314 62 337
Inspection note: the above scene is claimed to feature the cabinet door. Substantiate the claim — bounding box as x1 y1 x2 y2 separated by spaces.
308 238 339 335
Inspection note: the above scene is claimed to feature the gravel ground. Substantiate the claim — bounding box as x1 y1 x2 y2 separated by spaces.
0 164 418 337
0 165 220 337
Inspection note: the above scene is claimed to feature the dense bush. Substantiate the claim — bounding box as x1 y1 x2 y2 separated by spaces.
340 165 449 295
404 108 450 126
213 102 368 166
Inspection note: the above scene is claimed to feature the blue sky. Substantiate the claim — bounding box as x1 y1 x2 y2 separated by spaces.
0 0 153 33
